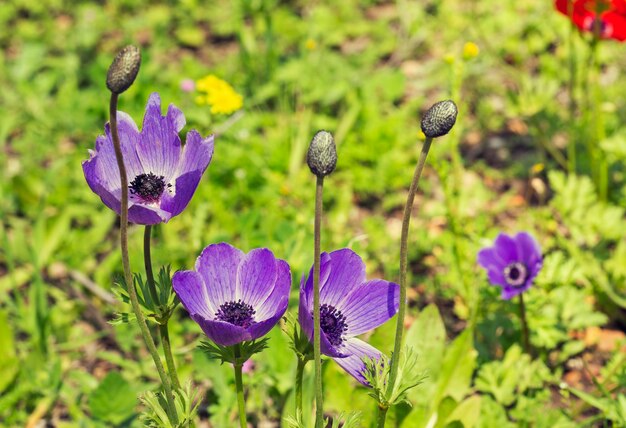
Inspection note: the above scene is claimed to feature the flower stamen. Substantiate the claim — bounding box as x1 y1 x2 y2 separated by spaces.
318 304 348 347
129 172 170 203
503 262 528 288
215 300 256 328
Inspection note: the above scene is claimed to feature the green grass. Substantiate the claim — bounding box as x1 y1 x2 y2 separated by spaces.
1 0 626 426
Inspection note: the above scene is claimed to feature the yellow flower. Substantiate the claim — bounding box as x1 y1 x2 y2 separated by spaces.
462 42 479 60
305 38 317 51
531 163 545 174
195 75 243 115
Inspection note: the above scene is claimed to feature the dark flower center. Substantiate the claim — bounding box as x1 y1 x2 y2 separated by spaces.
129 172 170 203
215 300 256 328
584 16 611 37
503 262 528 288
319 304 348 347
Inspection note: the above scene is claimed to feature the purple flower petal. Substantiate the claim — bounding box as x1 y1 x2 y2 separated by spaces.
246 297 289 340
320 249 366 307
83 93 214 225
477 231 543 300
128 202 171 224
514 232 543 275
487 269 507 288
339 279 400 336
192 314 251 346
136 94 182 181
176 130 215 178
236 248 277 308
477 247 505 272
159 170 202 219
300 252 332 310
298 293 349 358
493 233 519 264
256 259 292 320
195 243 243 306
172 270 215 318
501 285 529 300
175 244 291 346
332 338 381 386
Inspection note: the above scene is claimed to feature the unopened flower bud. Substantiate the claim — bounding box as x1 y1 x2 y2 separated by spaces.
307 130 337 177
106 46 141 94
420 100 458 138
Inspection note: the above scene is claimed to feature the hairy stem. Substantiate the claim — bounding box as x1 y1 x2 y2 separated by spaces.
518 293 531 355
234 344 248 428
144 225 181 390
159 323 181 390
295 358 307 421
143 225 160 303
387 138 433 397
376 406 388 428
110 94 178 425
567 0 578 173
313 175 324 428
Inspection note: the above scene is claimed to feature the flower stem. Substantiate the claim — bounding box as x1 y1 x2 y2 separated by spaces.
518 293 531 355
313 175 324 428
233 344 248 428
387 137 433 398
295 357 307 421
143 226 161 304
567 0 578 174
144 225 181 390
159 323 181 390
109 93 179 425
376 406 388 428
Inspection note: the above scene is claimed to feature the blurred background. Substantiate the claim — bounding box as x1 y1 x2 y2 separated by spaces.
1 0 626 426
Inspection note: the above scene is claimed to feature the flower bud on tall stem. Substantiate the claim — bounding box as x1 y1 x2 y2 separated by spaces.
383 101 457 426
307 130 336 428
106 46 178 425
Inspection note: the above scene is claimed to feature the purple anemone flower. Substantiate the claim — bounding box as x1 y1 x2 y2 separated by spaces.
298 249 400 385
83 93 214 225
477 232 543 300
172 243 291 346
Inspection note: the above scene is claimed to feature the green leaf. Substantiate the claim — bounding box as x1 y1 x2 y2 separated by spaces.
434 330 476 403
0 310 19 393
405 304 447 403
88 372 136 425
444 395 482 428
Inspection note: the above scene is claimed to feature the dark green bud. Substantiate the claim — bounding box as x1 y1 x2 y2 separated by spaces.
106 46 141 94
307 130 337 177
420 100 458 138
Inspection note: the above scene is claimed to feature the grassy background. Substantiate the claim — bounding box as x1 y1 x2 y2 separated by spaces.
1 0 626 426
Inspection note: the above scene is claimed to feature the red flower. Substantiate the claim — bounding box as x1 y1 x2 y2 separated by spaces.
555 0 626 41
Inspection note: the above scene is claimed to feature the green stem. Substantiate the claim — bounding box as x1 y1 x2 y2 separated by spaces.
109 94 178 425
387 137 433 397
295 358 307 421
234 344 248 428
518 293 531 355
144 225 181 390
376 406 388 428
143 226 160 304
159 323 181 390
313 176 324 428
567 0 578 173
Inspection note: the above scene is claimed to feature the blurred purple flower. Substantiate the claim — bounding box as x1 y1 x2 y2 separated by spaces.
477 232 543 300
180 79 195 93
172 243 291 346
298 249 399 386
83 93 214 225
